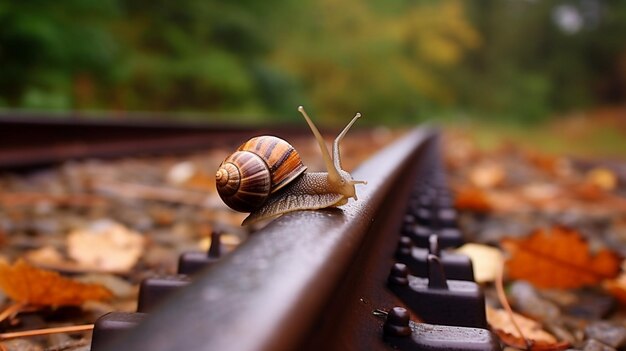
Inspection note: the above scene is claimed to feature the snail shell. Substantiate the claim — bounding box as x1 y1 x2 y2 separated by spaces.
216 106 366 225
216 136 307 212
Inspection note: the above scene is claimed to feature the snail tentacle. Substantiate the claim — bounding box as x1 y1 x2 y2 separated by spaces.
333 112 361 171
333 112 367 189
297 106 341 185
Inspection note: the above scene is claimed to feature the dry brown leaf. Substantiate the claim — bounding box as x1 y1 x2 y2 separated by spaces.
502 227 620 289
495 331 570 351
521 183 561 203
487 306 570 351
25 246 65 266
470 163 506 188
573 182 609 202
24 246 110 274
0 259 112 306
454 186 492 212
67 220 144 272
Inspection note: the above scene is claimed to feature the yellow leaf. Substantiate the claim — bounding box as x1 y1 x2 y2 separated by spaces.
456 243 503 283
586 168 617 191
0 259 112 306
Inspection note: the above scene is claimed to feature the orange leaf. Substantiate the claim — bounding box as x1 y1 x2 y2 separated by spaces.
502 227 620 289
454 186 492 212
604 273 626 305
0 259 112 306
524 150 561 176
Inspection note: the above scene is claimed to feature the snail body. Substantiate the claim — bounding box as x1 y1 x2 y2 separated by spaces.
216 106 366 225
216 136 307 212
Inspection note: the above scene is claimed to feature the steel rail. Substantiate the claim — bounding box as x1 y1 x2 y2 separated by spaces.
0 114 309 169
104 127 437 351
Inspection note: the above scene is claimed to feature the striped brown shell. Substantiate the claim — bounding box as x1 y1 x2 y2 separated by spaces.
238 136 307 193
216 136 307 212
216 151 272 212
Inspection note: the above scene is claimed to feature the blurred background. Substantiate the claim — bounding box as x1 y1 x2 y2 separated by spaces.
1 0 626 128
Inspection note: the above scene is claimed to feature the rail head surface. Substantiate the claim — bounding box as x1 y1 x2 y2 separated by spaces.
105 127 436 351
0 114 312 169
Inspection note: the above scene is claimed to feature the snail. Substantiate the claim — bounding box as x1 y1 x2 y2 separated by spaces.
216 106 366 225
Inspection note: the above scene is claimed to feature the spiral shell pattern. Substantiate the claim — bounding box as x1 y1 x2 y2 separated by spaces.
237 136 306 193
216 151 271 212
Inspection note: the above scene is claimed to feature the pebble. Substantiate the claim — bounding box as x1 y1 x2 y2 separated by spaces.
509 281 561 321
1 339 43 351
565 291 616 320
31 217 61 235
0 150 262 350
584 321 626 349
583 339 617 351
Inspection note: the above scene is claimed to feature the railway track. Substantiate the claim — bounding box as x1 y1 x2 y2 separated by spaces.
0 112 307 170
0 115 499 350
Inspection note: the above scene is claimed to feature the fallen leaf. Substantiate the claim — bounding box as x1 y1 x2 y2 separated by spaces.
524 150 562 175
24 246 120 274
456 243 503 283
0 259 112 306
502 227 620 289
603 272 626 305
521 183 561 203
485 190 532 213
573 182 609 202
67 220 145 272
454 186 492 212
486 305 569 351
24 246 65 267
585 168 617 191
470 163 506 188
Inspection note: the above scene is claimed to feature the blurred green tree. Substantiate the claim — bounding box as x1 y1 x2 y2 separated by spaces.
460 0 626 122
0 0 121 110
1 0 625 123
270 0 479 124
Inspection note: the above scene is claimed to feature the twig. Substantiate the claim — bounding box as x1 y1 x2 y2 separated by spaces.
0 303 25 325
495 257 532 350
0 324 94 340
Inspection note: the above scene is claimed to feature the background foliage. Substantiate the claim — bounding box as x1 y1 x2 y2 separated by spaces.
1 0 625 124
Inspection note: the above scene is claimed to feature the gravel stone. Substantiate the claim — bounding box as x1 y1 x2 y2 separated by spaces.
583 339 617 351
585 321 626 349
